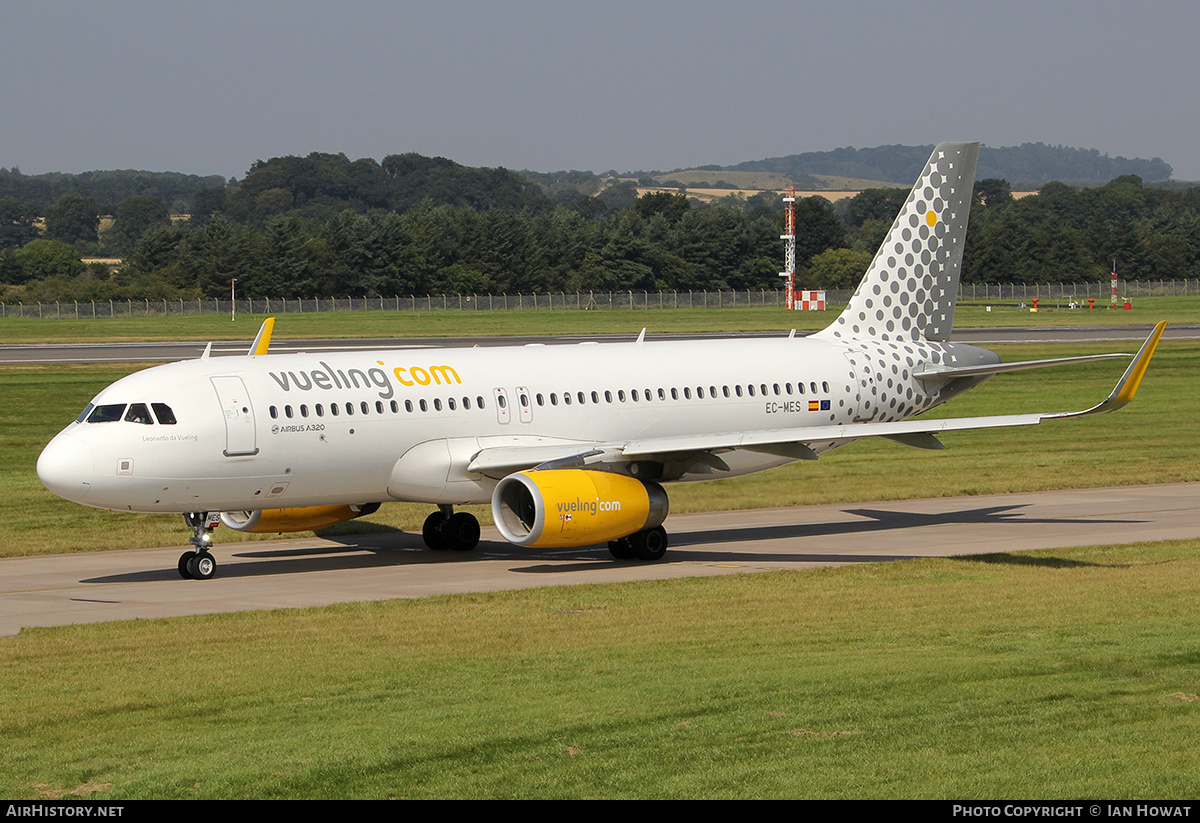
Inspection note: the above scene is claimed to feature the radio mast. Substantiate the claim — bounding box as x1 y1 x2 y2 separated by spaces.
779 185 796 310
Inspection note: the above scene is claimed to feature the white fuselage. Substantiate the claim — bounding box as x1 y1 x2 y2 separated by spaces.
36 333 991 515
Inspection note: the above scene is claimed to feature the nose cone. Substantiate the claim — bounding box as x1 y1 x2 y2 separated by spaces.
37 432 95 503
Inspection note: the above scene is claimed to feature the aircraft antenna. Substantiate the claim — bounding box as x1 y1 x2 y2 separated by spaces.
778 185 796 310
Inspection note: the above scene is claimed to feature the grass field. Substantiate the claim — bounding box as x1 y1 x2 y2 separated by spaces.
3 539 1198 799
0 298 1191 344
2 307 1198 799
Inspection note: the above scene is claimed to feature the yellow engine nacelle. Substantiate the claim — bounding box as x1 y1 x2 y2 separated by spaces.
219 503 381 533
491 469 668 548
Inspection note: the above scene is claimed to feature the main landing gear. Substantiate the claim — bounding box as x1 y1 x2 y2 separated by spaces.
422 505 481 552
607 525 668 561
178 512 220 580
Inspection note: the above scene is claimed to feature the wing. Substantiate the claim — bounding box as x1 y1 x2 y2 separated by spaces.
467 322 1166 478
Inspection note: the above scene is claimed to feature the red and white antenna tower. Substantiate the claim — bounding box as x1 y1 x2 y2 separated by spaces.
779 185 796 310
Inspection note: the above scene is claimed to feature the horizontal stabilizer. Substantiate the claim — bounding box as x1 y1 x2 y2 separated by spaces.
913 352 1130 381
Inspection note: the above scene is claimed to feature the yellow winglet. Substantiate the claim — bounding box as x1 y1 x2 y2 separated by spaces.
1110 320 1166 405
1060 320 1167 419
249 317 276 356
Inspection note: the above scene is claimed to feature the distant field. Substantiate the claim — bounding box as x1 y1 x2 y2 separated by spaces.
0 298 1192 345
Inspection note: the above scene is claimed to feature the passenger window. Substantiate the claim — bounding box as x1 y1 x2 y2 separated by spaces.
300 405 309 418
331 403 340 416
316 404 325 417
284 405 294 419
152 403 177 425
86 404 126 423
125 404 153 425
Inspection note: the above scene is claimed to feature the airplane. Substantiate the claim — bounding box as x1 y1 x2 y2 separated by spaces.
36 142 1166 580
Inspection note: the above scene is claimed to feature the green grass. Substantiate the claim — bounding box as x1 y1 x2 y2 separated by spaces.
3 539 1199 799
0 297 1192 344
3 338 1194 557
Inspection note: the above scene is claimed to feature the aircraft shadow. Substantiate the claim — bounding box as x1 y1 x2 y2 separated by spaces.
80 503 1144 583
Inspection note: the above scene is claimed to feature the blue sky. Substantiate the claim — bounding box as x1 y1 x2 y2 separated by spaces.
3 1 1198 180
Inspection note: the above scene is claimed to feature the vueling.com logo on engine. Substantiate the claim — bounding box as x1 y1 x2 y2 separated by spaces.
557 497 622 517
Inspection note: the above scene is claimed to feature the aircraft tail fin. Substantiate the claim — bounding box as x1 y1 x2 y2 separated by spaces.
819 141 979 344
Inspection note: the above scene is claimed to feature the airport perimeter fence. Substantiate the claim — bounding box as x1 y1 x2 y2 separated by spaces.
2 280 1197 319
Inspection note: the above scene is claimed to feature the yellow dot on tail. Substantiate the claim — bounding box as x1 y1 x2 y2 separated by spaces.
926 210 938 227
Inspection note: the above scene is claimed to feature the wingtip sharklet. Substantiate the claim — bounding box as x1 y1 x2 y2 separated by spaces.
1109 320 1167 405
249 317 276 356
1053 320 1166 419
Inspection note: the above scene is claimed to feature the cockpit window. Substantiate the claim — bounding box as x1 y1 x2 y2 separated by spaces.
124 404 154 425
86 404 127 423
75 403 94 424
152 403 177 425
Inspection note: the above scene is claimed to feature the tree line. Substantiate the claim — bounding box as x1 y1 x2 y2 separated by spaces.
2 151 1199 304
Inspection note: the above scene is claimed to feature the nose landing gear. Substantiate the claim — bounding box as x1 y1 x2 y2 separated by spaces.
178 512 220 579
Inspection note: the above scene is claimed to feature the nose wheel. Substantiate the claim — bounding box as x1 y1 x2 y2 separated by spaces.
179 512 221 579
